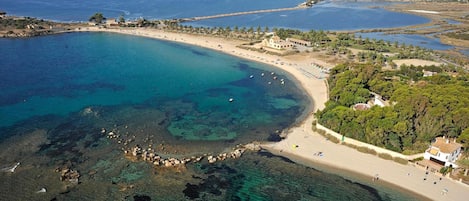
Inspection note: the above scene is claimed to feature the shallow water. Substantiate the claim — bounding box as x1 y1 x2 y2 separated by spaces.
357 32 453 50
0 32 422 200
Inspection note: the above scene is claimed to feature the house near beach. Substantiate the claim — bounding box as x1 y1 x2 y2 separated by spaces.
286 38 311 47
369 92 390 107
424 136 462 168
422 70 438 77
0 11 6 19
263 35 293 50
105 18 119 26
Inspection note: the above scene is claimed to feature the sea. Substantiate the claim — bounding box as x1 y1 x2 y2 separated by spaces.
0 1 430 200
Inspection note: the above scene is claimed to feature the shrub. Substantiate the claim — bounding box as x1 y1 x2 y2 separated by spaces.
393 157 409 165
356 146 377 155
311 125 318 132
317 129 326 135
326 134 340 144
409 157 423 163
343 142 358 149
378 153 393 160
440 166 451 175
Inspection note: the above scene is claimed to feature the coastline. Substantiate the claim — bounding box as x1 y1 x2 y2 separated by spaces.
76 27 469 200
76 27 330 111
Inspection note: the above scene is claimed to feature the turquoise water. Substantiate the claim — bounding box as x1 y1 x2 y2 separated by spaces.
0 0 433 199
0 32 309 139
0 32 422 200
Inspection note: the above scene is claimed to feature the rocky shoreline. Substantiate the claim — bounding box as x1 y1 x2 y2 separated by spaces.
103 128 262 169
0 15 83 38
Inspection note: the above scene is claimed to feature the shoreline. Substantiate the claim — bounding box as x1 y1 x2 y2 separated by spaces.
77 27 469 200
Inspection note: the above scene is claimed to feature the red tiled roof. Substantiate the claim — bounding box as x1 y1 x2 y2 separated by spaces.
432 137 462 153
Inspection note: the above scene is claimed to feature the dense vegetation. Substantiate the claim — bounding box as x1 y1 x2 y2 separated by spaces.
0 17 52 30
316 63 469 154
444 30 469 40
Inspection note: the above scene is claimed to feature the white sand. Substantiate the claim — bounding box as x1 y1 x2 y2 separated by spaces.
78 27 469 200
408 10 440 14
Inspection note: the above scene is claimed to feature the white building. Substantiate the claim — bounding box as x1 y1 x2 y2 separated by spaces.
286 38 312 47
422 70 437 77
373 95 386 107
262 35 293 50
424 137 462 168
105 18 118 26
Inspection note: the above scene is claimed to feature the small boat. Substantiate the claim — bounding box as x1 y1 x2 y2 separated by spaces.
249 75 254 79
36 188 47 193
229 98 234 102
1 162 20 173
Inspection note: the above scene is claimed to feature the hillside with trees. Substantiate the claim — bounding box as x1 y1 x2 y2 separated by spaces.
316 63 469 154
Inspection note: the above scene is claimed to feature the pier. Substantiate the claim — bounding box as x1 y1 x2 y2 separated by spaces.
180 2 312 22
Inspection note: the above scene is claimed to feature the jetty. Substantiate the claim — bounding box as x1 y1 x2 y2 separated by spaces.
179 1 313 22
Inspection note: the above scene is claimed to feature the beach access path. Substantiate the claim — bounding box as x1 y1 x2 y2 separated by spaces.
77 27 469 200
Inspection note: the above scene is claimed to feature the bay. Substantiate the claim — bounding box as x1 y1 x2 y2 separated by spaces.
0 32 422 201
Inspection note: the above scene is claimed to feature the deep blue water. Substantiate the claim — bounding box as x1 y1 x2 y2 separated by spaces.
0 0 429 30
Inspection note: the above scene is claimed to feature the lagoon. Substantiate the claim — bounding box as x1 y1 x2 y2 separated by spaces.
0 0 429 31
358 32 453 50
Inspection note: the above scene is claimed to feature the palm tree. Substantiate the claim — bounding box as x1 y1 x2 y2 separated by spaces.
264 26 269 34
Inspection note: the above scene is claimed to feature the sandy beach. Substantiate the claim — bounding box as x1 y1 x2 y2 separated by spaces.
80 27 469 200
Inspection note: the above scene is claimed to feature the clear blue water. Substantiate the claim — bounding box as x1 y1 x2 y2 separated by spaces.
0 32 309 132
0 0 429 30
0 1 430 200
358 32 453 50
0 32 422 201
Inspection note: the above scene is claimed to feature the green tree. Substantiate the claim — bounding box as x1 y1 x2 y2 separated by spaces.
457 156 469 176
89 13 105 24
118 15 125 24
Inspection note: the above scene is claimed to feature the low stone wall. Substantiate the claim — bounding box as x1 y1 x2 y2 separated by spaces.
316 123 423 161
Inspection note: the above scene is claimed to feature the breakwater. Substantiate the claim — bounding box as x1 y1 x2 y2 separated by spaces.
180 3 311 22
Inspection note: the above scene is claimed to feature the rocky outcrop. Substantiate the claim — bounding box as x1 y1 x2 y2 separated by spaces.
102 127 256 169
56 167 80 185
